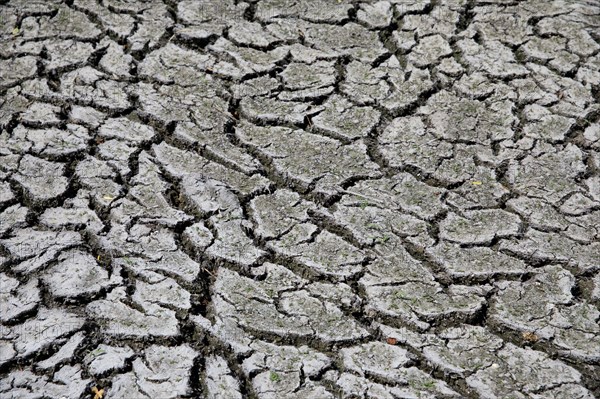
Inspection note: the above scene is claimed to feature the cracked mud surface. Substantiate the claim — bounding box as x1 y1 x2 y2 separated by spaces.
0 0 599 398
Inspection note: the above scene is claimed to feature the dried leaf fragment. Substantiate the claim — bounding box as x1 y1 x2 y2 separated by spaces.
522 331 538 342
91 386 104 399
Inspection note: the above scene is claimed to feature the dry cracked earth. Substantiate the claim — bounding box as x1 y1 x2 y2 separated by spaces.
0 0 600 398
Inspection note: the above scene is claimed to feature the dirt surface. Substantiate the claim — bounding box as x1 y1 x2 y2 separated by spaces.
1 0 600 398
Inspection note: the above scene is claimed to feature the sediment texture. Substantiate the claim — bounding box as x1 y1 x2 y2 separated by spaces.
1 0 599 398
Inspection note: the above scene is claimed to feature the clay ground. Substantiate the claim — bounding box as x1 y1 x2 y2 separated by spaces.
1 0 600 398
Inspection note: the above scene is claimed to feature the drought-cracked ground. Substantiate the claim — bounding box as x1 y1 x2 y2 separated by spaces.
1 0 600 398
